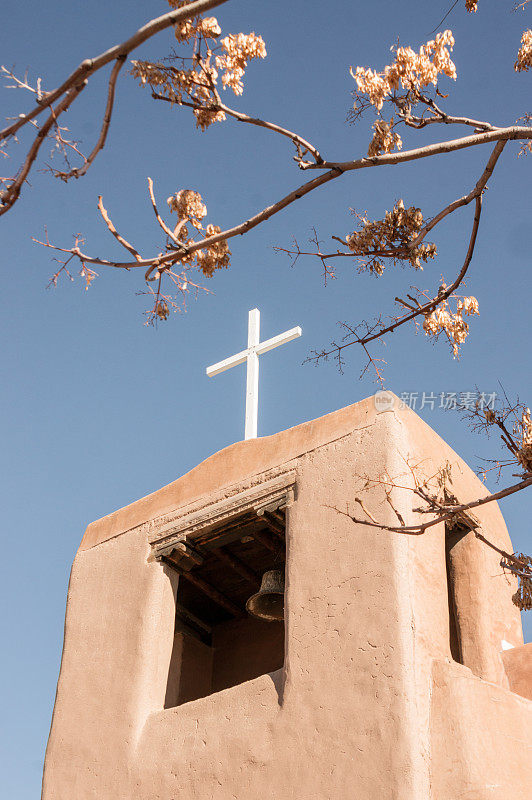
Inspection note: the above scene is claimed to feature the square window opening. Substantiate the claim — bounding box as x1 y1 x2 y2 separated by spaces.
163 509 286 707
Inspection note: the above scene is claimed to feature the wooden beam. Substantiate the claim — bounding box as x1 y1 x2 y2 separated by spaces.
260 510 285 541
194 514 257 548
175 602 212 634
173 541 204 566
269 509 286 526
251 528 285 557
211 546 261 587
161 556 242 617
175 616 211 646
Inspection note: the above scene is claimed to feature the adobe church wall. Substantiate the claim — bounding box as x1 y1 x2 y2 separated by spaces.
374 404 530 800
132 412 433 800
502 642 532 700
165 629 213 706
211 616 284 693
430 658 532 799
41 528 177 799
394 401 523 684
42 397 530 800
78 396 383 551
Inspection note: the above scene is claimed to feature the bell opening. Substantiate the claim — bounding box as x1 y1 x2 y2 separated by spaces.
164 509 286 707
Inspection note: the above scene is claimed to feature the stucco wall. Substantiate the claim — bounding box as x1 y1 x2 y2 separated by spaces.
211 616 284 693
431 658 532 799
42 397 530 800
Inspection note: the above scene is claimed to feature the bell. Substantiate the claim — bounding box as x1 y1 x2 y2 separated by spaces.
246 569 285 621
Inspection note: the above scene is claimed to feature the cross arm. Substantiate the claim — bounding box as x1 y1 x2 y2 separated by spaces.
255 326 302 356
206 348 249 377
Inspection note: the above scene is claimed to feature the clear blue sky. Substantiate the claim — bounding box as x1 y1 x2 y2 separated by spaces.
1 2 531 796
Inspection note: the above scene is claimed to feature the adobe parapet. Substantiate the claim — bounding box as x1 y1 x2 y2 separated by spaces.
43 395 531 800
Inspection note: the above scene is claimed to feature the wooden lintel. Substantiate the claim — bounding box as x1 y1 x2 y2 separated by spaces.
194 514 257 549
212 546 261 588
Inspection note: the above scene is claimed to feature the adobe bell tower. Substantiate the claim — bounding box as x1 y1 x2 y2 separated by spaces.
42 396 532 800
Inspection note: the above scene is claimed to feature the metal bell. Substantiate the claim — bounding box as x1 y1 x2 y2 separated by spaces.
246 569 285 621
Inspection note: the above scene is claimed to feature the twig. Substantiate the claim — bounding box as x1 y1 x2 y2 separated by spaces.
331 474 532 535
215 100 323 164
0 0 229 142
147 176 182 246
409 140 506 249
152 90 323 163
54 56 126 181
386 494 405 526
97 196 142 262
0 83 86 215
428 0 460 36
353 497 379 524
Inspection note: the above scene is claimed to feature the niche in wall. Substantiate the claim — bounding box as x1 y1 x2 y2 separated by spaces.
445 523 471 665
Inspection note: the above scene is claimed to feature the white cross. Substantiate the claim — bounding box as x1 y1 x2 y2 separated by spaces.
206 308 302 440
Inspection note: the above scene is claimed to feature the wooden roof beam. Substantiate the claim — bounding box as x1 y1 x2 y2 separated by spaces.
251 528 285 558
211 546 261 588
259 510 285 541
159 555 242 617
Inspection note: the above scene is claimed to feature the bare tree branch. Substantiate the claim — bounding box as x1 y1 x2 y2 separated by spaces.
276 138 504 270
395 94 495 133
327 433 532 611
305 189 482 371
0 0 231 213
52 55 127 181
34 165 346 271
331 474 532 536
147 176 183 247
33 127 519 274
361 194 482 343
97 196 143 262
152 89 324 163
0 82 86 215
301 139 507 372
0 0 230 143
409 139 506 249
403 112 495 131
301 125 531 172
